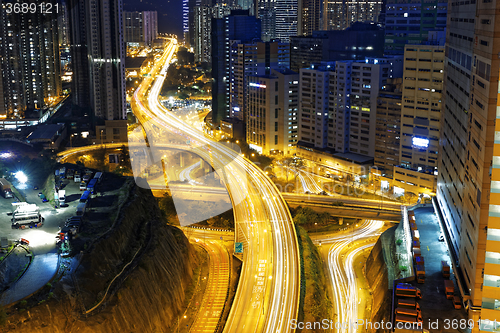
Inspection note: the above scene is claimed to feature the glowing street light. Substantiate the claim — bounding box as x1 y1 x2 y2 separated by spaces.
15 171 28 184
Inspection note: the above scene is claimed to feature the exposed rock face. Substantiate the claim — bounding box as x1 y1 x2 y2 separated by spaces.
2 184 198 332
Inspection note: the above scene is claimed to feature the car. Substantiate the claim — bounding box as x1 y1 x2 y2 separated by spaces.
439 233 445 242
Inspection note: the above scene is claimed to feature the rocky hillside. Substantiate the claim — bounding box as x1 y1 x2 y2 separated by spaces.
2 181 199 332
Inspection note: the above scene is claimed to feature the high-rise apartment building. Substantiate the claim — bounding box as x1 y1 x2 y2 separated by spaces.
298 57 403 157
193 5 233 63
298 0 323 36
436 0 500 329
384 0 447 55
124 11 158 46
290 22 384 72
374 78 402 179
211 10 261 124
323 0 383 30
69 0 126 125
247 69 299 155
229 41 290 121
257 0 297 42
0 1 61 119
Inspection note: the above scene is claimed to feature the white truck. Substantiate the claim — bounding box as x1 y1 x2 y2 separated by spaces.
59 190 66 205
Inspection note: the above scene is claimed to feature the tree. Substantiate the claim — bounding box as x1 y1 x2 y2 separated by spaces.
119 145 131 169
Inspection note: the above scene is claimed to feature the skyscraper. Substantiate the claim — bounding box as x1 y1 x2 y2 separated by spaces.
323 0 383 30
124 11 158 46
229 40 290 121
0 0 61 119
193 4 233 63
298 0 323 36
436 0 500 328
257 0 297 42
211 10 261 124
69 0 126 124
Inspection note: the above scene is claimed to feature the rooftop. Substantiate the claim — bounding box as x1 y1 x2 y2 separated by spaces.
27 123 64 141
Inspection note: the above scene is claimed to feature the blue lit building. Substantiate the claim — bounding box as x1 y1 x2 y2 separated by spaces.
211 10 261 125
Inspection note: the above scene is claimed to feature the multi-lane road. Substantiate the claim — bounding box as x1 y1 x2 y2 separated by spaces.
311 220 385 333
130 38 301 333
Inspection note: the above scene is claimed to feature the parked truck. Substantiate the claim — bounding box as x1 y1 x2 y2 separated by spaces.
412 240 421 249
398 298 421 311
395 313 423 326
442 261 450 278
76 202 87 216
444 280 455 299
395 308 423 322
0 178 13 198
59 190 66 205
396 284 422 299
413 248 421 257
411 230 420 241
414 255 425 266
453 295 462 309
415 265 425 283
87 178 97 194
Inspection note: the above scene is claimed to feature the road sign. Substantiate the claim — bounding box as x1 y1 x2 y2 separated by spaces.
235 242 243 254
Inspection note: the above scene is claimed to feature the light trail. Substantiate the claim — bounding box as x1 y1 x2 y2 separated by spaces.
130 38 300 333
315 220 384 333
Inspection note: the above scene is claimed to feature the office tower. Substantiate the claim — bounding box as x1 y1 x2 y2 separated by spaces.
211 10 261 125
298 63 334 149
298 0 323 36
68 0 90 110
69 0 126 124
398 44 444 175
436 0 500 328
384 0 447 55
229 41 290 121
290 22 384 72
124 11 158 46
323 0 383 31
374 78 402 178
183 0 189 42
257 0 297 42
87 0 126 122
194 5 233 63
247 69 299 155
298 57 402 156
0 0 61 119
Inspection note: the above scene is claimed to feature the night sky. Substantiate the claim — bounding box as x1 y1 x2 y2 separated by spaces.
124 0 183 37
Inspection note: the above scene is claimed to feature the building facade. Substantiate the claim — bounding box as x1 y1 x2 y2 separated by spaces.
436 0 500 329
374 78 402 179
229 41 290 121
323 0 383 30
399 44 444 174
0 0 61 119
124 11 158 46
298 58 403 159
211 10 261 125
290 22 385 72
298 0 323 36
257 0 297 42
384 0 447 55
247 69 299 155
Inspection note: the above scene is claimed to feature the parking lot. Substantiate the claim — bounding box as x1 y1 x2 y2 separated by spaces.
0 166 123 255
412 206 468 332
